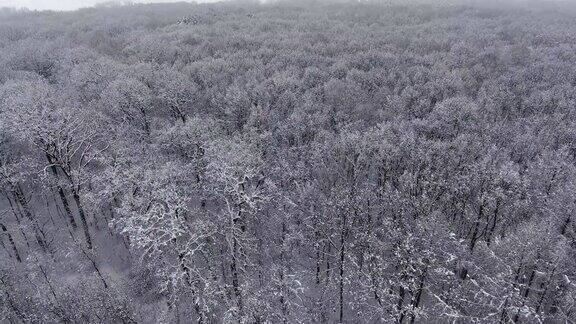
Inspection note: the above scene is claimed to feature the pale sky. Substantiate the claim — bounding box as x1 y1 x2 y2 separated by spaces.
0 0 212 11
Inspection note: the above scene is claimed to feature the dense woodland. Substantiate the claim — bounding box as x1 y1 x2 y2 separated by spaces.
1 1 576 322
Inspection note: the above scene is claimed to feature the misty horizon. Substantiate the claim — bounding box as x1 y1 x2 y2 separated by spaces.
0 0 217 11
2 0 576 12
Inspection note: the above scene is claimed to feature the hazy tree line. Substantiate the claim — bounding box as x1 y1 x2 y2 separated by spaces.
1 1 576 322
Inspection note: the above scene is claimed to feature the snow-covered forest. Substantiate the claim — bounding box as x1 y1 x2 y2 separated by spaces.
1 1 576 322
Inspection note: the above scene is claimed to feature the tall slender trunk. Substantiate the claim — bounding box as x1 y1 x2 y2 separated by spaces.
0 277 26 322
315 248 321 285
280 221 289 324
499 298 510 324
46 154 77 228
469 201 485 252
231 236 243 318
177 250 204 324
514 267 536 323
139 107 151 136
38 264 58 302
72 188 92 249
171 104 187 124
0 223 21 262
12 187 48 251
560 216 571 235
59 187 77 228
409 267 427 324
326 241 331 284
397 285 406 323
5 192 31 248
486 200 499 246
80 244 107 288
339 213 347 323
535 264 556 314
231 209 243 319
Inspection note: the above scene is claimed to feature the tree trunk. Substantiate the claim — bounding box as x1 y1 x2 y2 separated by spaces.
72 189 92 249
12 187 48 251
178 250 204 324
469 202 485 252
397 285 406 324
486 200 499 246
535 264 556 314
338 236 345 323
231 210 243 319
513 267 536 323
409 267 427 324
560 216 571 236
339 213 347 323
499 297 510 324
0 223 21 262
280 221 289 324
46 153 77 228
5 192 31 248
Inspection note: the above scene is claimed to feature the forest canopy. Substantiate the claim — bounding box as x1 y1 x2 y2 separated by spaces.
1 1 576 323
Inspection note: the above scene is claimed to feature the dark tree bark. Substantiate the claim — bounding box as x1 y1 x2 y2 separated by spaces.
0 222 21 262
46 154 77 229
72 189 92 249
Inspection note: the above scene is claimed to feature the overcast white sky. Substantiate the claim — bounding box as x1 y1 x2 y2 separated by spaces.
0 0 215 11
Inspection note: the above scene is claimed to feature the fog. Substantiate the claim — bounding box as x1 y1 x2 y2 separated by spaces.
0 0 218 11
2 0 575 12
